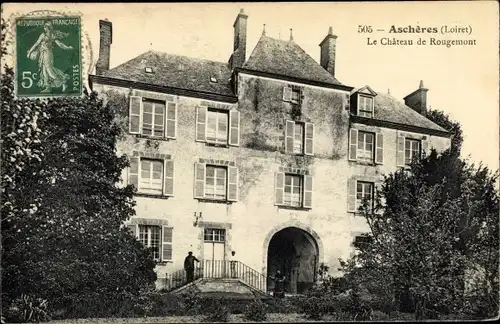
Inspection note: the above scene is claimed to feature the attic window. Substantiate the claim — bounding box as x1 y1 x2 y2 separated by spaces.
210 77 218 83
145 67 154 73
358 95 374 118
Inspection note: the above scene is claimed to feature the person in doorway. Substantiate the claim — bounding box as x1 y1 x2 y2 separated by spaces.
184 251 200 283
269 270 286 298
230 251 237 278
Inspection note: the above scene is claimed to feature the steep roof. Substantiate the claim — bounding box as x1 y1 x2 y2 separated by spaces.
373 92 447 132
101 51 234 96
243 35 342 85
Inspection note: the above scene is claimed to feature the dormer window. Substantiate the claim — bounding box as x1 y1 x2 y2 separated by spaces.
358 95 374 118
145 67 154 73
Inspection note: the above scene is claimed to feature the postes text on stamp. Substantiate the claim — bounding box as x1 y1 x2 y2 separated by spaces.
16 16 82 97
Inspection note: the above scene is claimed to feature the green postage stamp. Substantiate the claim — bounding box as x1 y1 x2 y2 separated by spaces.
16 16 82 97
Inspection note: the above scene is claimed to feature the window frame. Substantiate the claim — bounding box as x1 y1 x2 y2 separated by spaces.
139 158 164 195
283 173 303 207
138 224 162 261
357 131 375 162
293 122 305 154
290 88 301 104
204 228 226 242
404 138 421 165
206 108 229 145
358 95 374 118
356 181 374 212
141 99 165 138
204 165 228 200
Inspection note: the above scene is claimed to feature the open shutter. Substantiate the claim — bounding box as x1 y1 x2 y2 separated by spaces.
285 120 294 153
421 140 429 157
129 156 140 191
375 182 385 212
229 110 240 146
163 159 174 196
344 93 351 111
303 175 313 208
304 123 314 156
227 166 238 201
396 136 405 167
196 106 207 142
127 224 138 238
349 128 358 161
162 226 173 262
165 102 177 139
194 163 206 199
347 179 356 212
283 87 292 102
375 133 384 164
275 172 285 205
129 96 142 134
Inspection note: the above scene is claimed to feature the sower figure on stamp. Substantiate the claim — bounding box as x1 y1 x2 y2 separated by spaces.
26 21 73 93
184 251 200 283
269 270 286 298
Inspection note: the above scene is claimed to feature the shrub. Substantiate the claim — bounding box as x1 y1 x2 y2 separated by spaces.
4 294 51 323
244 298 268 322
202 298 230 322
299 296 331 320
180 289 202 315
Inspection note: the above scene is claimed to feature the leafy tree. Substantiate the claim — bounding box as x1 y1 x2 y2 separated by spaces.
1 19 156 317
426 109 463 155
341 149 498 320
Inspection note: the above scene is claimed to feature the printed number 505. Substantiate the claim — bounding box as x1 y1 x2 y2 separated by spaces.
21 71 38 89
358 25 373 33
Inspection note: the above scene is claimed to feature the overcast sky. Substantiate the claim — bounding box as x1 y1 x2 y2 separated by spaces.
4 2 499 170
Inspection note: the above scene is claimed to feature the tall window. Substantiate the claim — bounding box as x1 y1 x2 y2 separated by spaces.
357 131 374 162
405 138 421 164
206 109 228 144
142 100 165 137
205 166 227 200
358 96 374 118
204 228 226 242
284 174 302 207
139 225 161 260
290 89 301 104
356 181 374 211
293 122 304 154
140 159 163 194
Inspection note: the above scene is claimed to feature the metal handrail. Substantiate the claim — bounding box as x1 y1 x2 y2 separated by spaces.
165 260 267 292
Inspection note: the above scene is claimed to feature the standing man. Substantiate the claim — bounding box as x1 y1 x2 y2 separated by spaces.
184 251 200 283
230 251 237 278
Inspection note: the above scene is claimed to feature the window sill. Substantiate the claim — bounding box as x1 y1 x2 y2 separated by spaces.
350 160 376 166
205 142 229 148
277 205 311 211
156 261 173 266
196 198 234 205
132 134 174 141
135 193 171 199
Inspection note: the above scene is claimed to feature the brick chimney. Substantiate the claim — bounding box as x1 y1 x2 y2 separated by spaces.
403 80 429 115
229 9 248 70
96 19 113 75
319 26 337 77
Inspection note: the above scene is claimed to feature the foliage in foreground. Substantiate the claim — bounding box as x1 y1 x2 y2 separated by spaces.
1 61 157 319
340 148 499 320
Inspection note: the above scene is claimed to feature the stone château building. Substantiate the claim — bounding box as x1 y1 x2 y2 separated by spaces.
89 9 451 295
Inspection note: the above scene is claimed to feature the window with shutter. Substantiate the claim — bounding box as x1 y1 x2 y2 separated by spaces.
275 172 285 206
357 131 374 162
128 157 140 190
356 181 374 213
129 96 142 134
285 120 312 155
347 179 356 212
375 133 384 164
396 136 405 167
228 110 240 146
162 226 173 262
163 159 174 196
349 129 358 161
139 225 162 260
404 138 421 165
196 106 207 142
165 102 177 139
227 166 238 201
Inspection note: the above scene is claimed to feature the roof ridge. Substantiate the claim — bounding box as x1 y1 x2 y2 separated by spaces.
147 50 229 66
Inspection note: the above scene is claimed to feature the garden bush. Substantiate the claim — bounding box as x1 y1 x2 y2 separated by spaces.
4 294 51 323
244 298 268 321
202 297 230 322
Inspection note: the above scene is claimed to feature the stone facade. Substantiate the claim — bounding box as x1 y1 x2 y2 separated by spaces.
92 70 451 291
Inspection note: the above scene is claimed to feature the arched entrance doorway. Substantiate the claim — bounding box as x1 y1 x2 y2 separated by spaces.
267 227 319 295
